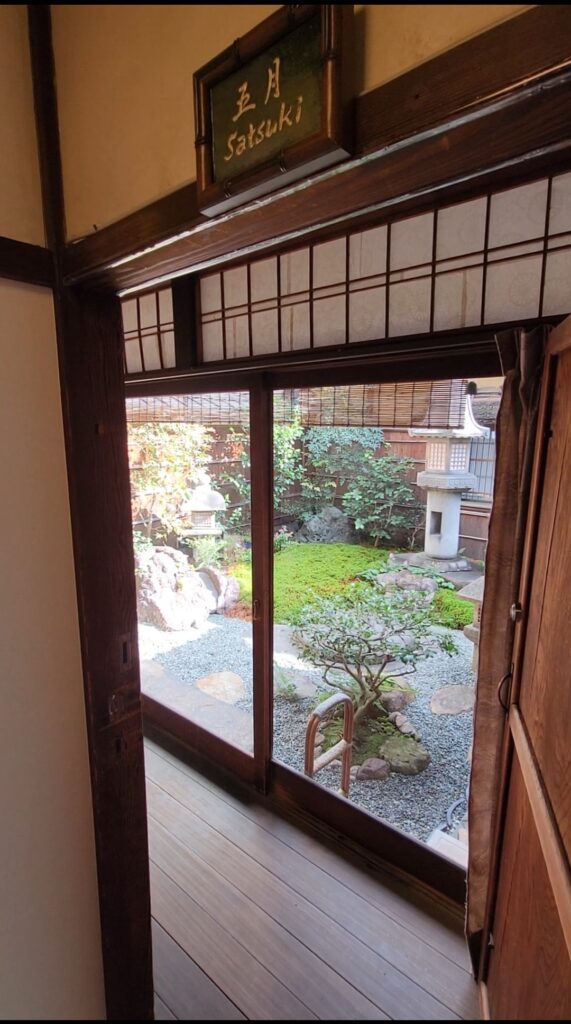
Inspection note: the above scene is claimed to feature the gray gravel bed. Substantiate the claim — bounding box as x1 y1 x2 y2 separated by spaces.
140 616 474 842
274 629 474 842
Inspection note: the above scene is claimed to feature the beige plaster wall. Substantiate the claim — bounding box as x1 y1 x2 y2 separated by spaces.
51 4 530 240
0 281 106 1019
0 6 45 245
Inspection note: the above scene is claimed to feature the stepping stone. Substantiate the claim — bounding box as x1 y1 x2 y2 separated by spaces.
431 684 475 715
195 671 245 704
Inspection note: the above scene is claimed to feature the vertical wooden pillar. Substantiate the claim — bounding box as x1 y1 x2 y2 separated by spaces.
57 286 153 1018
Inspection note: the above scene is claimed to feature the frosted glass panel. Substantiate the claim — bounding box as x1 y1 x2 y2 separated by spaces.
251 257 277 302
437 197 487 259
389 278 431 337
391 212 433 270
158 288 173 325
281 248 310 295
488 179 548 247
141 332 162 371
121 297 138 334
313 295 347 347
484 255 542 323
281 303 311 350
161 330 176 368
433 268 483 331
349 225 387 279
349 286 385 343
549 172 571 235
226 315 250 358
251 308 279 355
202 320 224 361
313 238 346 287
224 266 248 309
543 249 571 316
124 337 143 374
200 273 221 314
188 172 571 371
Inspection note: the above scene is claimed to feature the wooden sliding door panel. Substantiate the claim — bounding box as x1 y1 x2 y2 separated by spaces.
487 762 571 1021
486 315 571 1018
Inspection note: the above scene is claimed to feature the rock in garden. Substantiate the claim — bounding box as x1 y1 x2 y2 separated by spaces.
380 690 409 714
296 506 357 544
195 671 245 704
376 569 438 598
388 711 408 728
197 565 240 611
314 732 325 746
350 765 359 779
378 734 430 775
135 545 213 630
356 758 390 781
430 685 475 715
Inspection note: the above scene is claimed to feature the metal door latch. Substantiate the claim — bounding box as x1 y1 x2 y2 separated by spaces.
510 602 523 623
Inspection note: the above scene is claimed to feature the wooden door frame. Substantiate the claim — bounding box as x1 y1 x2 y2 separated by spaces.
131 353 504 906
22 4 571 1013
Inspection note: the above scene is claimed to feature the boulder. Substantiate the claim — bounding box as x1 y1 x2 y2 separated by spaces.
356 757 390 781
379 690 409 714
297 506 357 544
197 565 240 612
376 569 438 599
388 711 421 742
378 734 430 775
135 545 212 630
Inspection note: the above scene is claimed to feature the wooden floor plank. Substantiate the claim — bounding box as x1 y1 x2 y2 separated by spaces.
145 740 470 970
154 994 177 1020
148 776 465 1019
150 819 390 1020
152 919 245 1021
145 745 476 1012
151 861 316 1020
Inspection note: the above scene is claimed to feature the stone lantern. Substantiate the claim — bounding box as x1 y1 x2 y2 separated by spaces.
180 472 226 537
412 396 488 562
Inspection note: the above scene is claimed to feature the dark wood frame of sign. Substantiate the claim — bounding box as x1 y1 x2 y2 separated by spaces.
194 5 354 217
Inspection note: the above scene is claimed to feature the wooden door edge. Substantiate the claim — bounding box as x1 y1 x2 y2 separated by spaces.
510 707 571 960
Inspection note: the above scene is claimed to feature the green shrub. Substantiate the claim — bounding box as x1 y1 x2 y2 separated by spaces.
342 453 424 548
292 583 456 727
430 589 473 630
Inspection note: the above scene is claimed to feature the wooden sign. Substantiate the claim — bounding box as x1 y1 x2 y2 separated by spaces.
194 5 353 217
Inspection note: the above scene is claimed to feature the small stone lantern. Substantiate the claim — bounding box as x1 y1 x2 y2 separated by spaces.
412 396 488 561
180 473 226 537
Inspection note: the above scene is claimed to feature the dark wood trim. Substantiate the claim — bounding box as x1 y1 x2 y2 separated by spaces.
143 695 256 786
27 4 66 252
249 383 274 792
28 6 153 1019
270 760 466 906
172 276 197 369
62 6 571 290
124 324 504 397
0 235 55 287
69 76 571 294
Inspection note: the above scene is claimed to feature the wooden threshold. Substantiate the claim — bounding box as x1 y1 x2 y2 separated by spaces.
146 738 479 1021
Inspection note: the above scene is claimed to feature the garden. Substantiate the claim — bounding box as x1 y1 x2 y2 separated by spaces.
129 405 478 852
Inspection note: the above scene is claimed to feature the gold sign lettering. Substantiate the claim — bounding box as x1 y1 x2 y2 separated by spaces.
264 56 281 103
224 96 304 163
231 81 256 122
